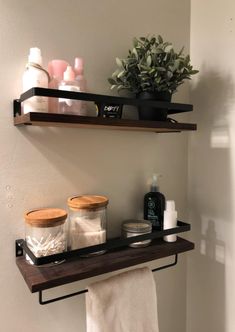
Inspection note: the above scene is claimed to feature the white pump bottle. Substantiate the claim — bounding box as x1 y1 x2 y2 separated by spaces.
22 47 49 114
163 200 178 242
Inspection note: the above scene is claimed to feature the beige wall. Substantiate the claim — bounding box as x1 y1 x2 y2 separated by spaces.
0 1 190 331
188 1 235 331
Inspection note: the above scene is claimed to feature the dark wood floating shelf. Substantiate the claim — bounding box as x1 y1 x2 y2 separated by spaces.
16 237 194 293
14 112 197 133
13 87 197 133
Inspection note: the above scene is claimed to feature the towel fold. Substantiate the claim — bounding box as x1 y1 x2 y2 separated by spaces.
86 267 159 332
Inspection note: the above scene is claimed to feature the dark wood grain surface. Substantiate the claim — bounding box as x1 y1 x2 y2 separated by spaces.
16 237 194 293
14 112 197 132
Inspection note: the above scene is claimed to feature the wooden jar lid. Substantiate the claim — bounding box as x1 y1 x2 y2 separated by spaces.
67 195 109 210
25 208 67 228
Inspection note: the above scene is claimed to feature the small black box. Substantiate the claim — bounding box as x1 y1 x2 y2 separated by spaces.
96 103 123 119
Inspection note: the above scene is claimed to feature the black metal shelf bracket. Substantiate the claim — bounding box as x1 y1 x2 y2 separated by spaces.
15 221 190 265
13 87 193 118
38 254 178 305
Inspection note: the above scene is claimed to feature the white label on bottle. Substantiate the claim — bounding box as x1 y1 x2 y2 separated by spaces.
59 85 80 106
22 66 48 113
163 211 178 242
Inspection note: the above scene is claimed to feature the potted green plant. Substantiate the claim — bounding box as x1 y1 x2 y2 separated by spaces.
108 35 198 121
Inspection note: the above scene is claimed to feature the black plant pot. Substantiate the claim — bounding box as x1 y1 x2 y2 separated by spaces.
137 91 172 121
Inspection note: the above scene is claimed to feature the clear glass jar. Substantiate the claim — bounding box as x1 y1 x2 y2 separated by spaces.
24 208 67 265
122 219 152 248
67 195 108 256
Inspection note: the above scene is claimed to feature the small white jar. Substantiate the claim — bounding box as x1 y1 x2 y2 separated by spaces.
122 219 152 248
24 208 67 264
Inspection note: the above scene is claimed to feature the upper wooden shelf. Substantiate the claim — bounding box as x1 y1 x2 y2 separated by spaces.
13 88 196 133
14 112 197 133
16 237 194 293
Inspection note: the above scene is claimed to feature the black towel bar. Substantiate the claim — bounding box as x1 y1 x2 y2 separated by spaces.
38 254 178 305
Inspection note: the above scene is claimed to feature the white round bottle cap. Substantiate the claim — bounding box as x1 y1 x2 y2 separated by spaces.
166 200 175 211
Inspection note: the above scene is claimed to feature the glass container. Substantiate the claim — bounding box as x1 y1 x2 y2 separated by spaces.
122 219 152 248
24 208 67 265
67 195 108 256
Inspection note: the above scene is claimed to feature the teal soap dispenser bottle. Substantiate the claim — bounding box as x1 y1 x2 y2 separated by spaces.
144 174 166 231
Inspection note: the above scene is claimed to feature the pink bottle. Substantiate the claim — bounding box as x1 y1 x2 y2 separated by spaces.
48 59 69 113
74 57 87 91
74 57 87 115
48 59 69 84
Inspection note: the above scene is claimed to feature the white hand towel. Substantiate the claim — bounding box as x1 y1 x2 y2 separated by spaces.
86 267 159 332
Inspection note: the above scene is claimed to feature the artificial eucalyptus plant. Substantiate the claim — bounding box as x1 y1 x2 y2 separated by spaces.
108 35 198 95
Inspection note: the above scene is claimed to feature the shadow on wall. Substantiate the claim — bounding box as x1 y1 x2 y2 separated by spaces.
187 67 235 332
188 217 225 332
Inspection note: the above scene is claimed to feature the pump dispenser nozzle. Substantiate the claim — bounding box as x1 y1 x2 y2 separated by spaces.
28 47 42 65
63 66 75 81
150 174 161 192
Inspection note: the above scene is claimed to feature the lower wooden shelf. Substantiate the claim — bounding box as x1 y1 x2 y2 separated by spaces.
16 236 194 293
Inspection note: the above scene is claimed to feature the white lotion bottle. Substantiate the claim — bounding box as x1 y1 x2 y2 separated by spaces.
22 47 49 114
163 200 178 242
58 66 81 114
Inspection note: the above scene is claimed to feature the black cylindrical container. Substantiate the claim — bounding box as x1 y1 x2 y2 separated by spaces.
137 91 171 121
